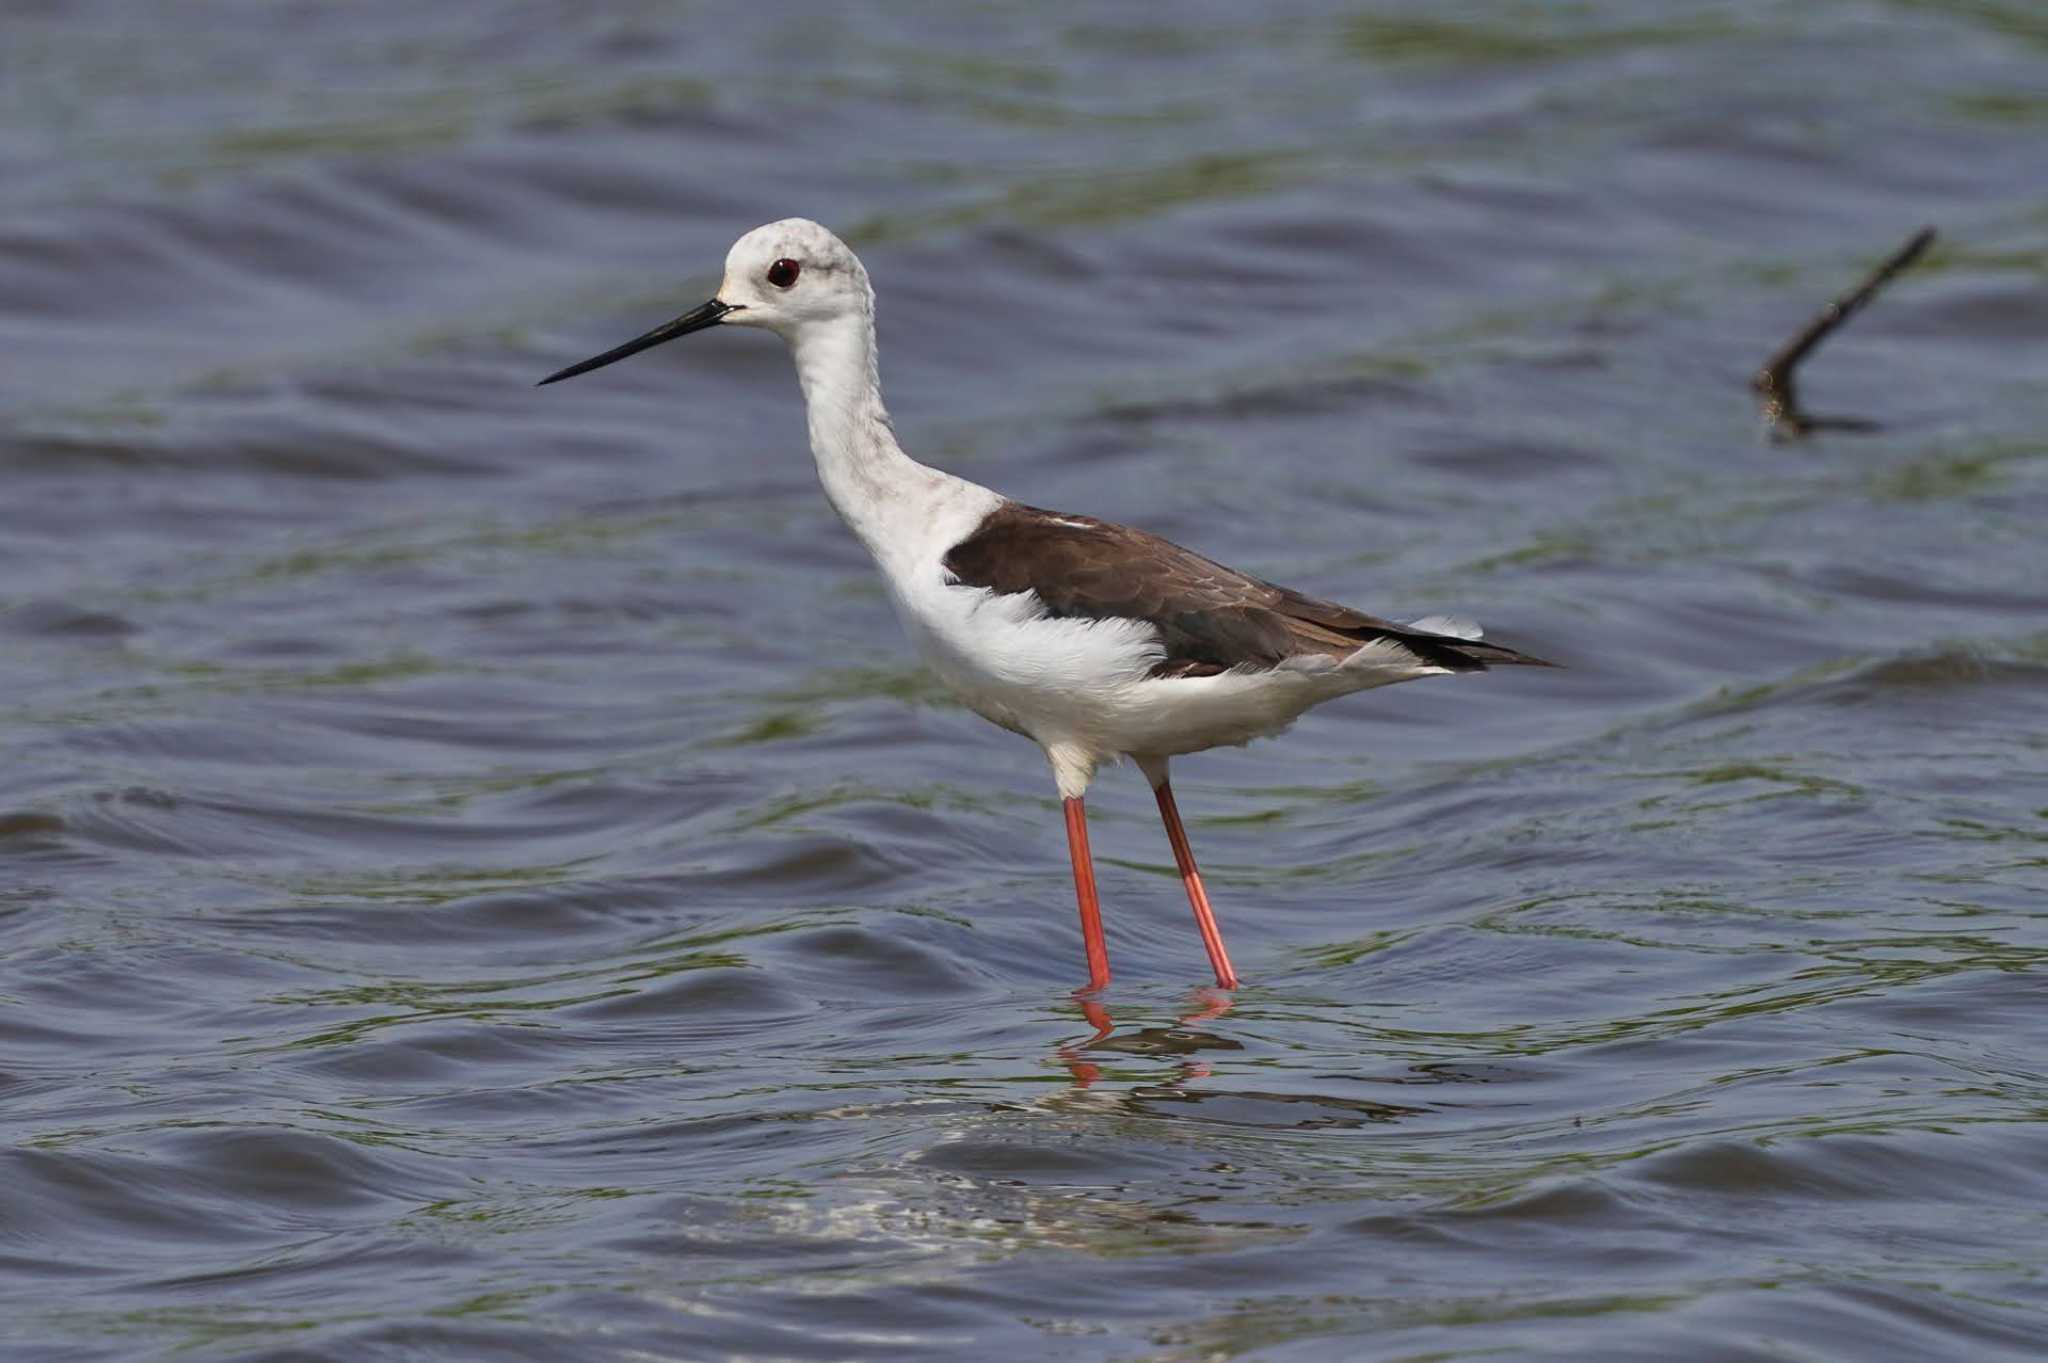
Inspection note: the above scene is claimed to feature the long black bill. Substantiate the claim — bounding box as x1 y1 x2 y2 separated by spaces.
536 298 737 386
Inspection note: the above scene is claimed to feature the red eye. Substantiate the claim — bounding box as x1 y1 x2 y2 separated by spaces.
766 258 800 288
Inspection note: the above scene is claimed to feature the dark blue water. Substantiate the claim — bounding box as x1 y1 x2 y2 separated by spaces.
4 3 2047 1359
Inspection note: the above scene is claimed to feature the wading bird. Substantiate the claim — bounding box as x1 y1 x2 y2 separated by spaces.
540 219 1551 993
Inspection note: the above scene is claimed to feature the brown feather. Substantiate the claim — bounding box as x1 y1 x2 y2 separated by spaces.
941 504 1554 678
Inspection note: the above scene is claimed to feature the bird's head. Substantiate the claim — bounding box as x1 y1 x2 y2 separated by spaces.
537 218 871 386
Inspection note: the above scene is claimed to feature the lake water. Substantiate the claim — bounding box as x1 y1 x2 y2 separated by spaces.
4 3 2046 1359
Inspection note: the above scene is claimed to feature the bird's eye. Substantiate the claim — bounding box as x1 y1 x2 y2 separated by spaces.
766 258 800 289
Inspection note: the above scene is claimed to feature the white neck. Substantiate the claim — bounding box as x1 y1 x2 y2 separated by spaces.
788 314 952 571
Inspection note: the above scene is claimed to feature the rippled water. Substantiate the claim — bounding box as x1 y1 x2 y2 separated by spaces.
5 3 2047 1359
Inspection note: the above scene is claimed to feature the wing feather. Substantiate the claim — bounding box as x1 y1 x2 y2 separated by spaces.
941 504 1552 678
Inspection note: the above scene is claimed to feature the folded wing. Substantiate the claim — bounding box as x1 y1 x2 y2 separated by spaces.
941 503 1553 679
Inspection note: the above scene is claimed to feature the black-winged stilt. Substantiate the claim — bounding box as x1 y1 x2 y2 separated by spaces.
540 219 1553 993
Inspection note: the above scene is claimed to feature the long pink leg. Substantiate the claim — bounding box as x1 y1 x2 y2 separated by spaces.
1063 796 1112 992
1153 781 1241 990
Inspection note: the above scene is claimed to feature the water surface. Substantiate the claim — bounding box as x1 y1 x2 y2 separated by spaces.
4 2 2047 1359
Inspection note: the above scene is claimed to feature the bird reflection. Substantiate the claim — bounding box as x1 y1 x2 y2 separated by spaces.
1051 990 1429 1127
1056 989 1243 1089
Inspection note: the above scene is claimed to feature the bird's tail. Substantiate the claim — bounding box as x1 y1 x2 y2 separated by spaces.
1399 615 1558 671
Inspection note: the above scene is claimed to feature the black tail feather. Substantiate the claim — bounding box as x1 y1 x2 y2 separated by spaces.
1389 629 1558 672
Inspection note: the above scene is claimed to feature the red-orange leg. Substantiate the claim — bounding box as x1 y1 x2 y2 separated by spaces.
1062 796 1112 992
1153 782 1240 990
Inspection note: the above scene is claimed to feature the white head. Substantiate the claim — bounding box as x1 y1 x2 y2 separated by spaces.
716 219 873 337
537 218 873 386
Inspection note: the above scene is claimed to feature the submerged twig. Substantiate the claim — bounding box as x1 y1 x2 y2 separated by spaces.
1752 226 1936 438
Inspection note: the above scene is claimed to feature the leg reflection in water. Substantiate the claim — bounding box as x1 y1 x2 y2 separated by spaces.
1055 989 1241 1089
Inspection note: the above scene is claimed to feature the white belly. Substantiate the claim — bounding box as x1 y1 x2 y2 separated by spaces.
888 569 1441 768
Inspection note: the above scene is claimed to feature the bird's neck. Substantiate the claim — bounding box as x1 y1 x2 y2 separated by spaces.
789 315 946 568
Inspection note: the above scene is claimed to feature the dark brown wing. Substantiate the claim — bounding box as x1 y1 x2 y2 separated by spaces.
941 503 1551 679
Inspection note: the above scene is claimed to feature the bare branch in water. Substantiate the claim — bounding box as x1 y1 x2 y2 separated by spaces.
1753 226 1936 438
